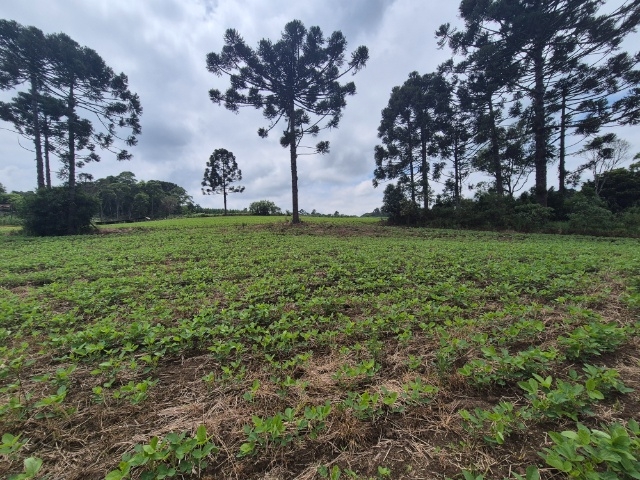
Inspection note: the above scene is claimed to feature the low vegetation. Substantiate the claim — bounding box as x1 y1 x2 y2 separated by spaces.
1 217 639 479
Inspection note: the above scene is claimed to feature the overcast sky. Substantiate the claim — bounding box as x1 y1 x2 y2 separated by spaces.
1 0 639 215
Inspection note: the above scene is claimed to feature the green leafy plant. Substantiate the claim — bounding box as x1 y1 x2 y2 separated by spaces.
539 421 640 479
105 425 218 480
341 390 381 420
112 379 157 405
243 379 260 402
518 374 592 421
459 346 562 387
401 378 439 405
239 402 331 457
7 457 43 480
459 402 531 445
0 433 26 460
558 322 629 359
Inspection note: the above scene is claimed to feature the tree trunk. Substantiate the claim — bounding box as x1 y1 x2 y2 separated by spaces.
43 117 51 188
420 127 429 210
453 131 460 206
289 108 300 224
223 186 228 216
559 86 567 196
489 101 503 195
67 82 77 234
222 171 227 216
30 73 45 190
533 45 548 206
406 117 416 206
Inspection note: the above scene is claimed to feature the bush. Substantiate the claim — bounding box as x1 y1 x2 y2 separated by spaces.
619 207 640 233
510 203 554 232
249 200 282 216
381 184 419 225
566 194 618 234
20 187 99 236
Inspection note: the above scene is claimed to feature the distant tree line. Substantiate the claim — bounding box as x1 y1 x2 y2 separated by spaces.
79 171 194 222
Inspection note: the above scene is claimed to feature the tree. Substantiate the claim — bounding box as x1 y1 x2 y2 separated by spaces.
19 186 98 236
381 183 416 224
591 162 640 212
0 22 142 234
374 84 420 206
0 20 50 189
206 20 368 224
47 33 142 192
47 33 141 233
436 80 477 205
438 0 640 206
0 91 66 188
545 52 640 195
374 71 451 209
576 134 632 196
423 64 483 207
202 148 245 215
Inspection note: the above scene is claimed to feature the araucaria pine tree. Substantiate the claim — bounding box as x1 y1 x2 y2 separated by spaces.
202 148 244 215
206 20 368 223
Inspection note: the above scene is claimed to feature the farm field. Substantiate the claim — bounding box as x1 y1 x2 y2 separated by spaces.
1 217 640 480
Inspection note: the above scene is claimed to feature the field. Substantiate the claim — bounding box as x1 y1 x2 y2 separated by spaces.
1 217 640 480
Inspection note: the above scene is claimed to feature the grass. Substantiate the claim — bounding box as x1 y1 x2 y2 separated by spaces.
1 217 639 479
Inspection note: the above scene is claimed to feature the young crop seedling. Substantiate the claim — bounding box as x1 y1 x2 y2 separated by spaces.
105 425 218 480
459 402 532 445
558 321 629 359
539 421 640 479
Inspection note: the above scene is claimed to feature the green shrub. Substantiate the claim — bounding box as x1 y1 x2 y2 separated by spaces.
510 203 554 232
19 187 99 236
619 207 640 233
249 200 282 216
567 195 618 234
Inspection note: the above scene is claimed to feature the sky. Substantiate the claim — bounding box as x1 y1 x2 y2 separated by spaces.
1 0 639 215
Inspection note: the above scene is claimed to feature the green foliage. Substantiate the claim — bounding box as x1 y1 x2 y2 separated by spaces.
239 402 331 456
2 217 640 477
518 369 632 421
539 421 640 479
558 322 629 359
457 465 540 480
7 457 43 480
317 464 392 480
89 173 193 222
19 187 98 236
459 402 531 445
373 71 451 211
511 204 553 232
401 378 438 405
459 346 561 387
0 433 26 460
518 374 594 421
381 183 417 224
105 425 218 480
567 195 619 234
249 200 282 216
